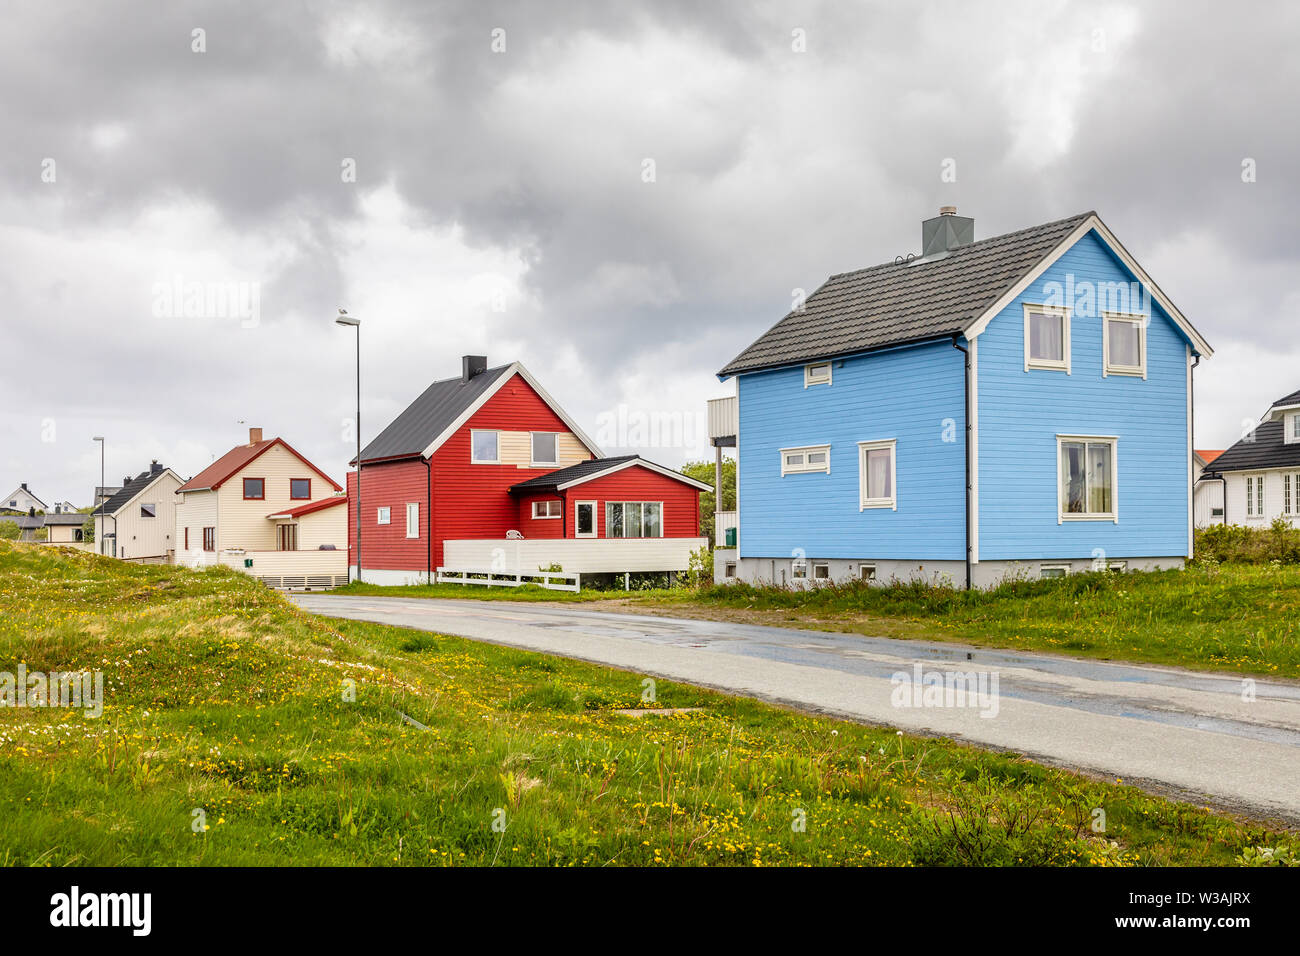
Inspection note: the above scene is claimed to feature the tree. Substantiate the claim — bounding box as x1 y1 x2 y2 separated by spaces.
0 520 19 540
681 457 735 547
82 514 96 544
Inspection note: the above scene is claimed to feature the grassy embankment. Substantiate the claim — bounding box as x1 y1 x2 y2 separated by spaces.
0 540 1295 866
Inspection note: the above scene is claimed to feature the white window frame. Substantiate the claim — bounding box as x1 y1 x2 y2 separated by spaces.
603 501 664 539
857 439 897 511
1040 564 1070 579
376 506 391 525
1023 304 1071 373
574 500 596 537
470 429 500 464
1287 413 1300 445
405 502 419 539
1103 312 1147 379
859 564 876 581
791 559 807 580
1286 474 1300 516
780 444 831 476
811 561 830 581
1106 560 1128 573
804 362 832 387
1245 474 1265 518
530 431 559 467
531 499 562 519
723 561 737 578
1056 435 1119 523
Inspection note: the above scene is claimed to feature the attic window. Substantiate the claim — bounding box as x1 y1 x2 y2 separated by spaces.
1024 305 1070 372
140 503 156 518
531 432 558 466
804 362 832 387
1104 313 1146 377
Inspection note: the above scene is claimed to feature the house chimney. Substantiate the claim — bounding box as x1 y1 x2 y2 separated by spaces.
461 355 488 383
20 482 27 491
249 427 263 445
150 460 163 475
124 476 131 487
920 206 975 258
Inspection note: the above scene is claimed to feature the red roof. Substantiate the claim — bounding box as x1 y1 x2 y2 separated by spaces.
177 437 342 493
1196 449 1225 465
266 496 346 519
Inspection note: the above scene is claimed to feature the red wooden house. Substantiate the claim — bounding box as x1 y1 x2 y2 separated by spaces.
349 356 710 585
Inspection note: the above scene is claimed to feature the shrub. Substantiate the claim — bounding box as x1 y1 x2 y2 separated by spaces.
1195 522 1300 564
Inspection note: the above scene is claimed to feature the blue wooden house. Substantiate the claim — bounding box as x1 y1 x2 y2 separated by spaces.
714 208 1213 588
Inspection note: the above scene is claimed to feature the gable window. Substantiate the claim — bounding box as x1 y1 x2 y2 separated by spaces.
202 527 215 552
290 478 311 500
243 478 265 500
857 440 897 510
376 506 391 525
1104 313 1146 377
531 432 558 466
575 501 596 537
1245 475 1265 518
604 502 663 538
781 444 830 476
140 503 156 518
471 430 499 464
804 362 832 387
532 499 562 519
406 502 420 538
1058 436 1117 521
1287 413 1300 445
1024 305 1070 372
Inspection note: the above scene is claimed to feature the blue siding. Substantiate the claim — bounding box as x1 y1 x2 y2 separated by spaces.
737 340 966 560
976 230 1190 559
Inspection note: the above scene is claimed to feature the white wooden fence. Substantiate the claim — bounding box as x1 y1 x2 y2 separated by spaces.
436 568 580 592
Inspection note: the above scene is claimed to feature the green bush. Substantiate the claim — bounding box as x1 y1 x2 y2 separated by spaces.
1195 520 1300 564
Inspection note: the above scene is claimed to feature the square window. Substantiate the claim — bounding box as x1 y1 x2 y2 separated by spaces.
531 432 558 466
1059 438 1116 520
858 440 896 509
724 562 737 578
290 478 311 500
471 430 499 464
377 506 391 525
860 564 876 581
804 362 832 387
812 562 830 580
1104 314 1146 376
243 478 265 500
1024 306 1070 371
140 503 156 518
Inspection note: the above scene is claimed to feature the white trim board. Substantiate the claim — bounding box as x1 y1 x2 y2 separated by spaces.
553 457 714 493
965 214 1214 357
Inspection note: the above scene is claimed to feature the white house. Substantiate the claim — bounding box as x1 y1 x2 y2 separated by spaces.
2 483 46 514
92 462 184 562
1200 388 1300 526
1193 449 1225 527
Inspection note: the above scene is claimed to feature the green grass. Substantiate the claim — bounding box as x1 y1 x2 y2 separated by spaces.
0 540 1295 867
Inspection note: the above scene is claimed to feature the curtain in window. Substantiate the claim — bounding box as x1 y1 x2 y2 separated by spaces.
1061 442 1086 513
1030 313 1063 361
866 448 891 498
643 503 662 538
605 503 623 538
1087 443 1112 513
1108 320 1141 367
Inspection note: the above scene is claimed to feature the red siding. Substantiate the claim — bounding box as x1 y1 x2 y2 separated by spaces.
564 466 700 538
516 492 566 538
347 460 429 574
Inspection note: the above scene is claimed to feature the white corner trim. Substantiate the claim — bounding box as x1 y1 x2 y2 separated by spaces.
965 214 1214 358
969 337 979 563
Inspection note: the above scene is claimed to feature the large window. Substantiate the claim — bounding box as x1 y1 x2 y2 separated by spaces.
471 430 499 464
857 440 896 510
531 432 558 466
781 444 830 476
1024 305 1070 372
290 478 311 500
1245 475 1265 517
605 501 663 538
405 502 420 538
1104 313 1146 377
243 477 265 500
1058 437 1117 520
531 499 561 519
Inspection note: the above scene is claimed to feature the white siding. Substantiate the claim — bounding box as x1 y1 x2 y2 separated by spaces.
443 537 708 574
98 472 183 561
174 489 219 566
1223 468 1300 526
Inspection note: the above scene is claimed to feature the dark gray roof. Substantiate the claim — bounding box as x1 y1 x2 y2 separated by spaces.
1271 388 1300 408
0 514 43 530
509 456 639 493
1206 419 1300 473
719 212 1094 377
43 512 88 525
93 466 168 517
357 365 513 463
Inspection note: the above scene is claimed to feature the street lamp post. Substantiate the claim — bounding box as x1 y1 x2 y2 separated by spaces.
92 436 110 556
336 311 361 583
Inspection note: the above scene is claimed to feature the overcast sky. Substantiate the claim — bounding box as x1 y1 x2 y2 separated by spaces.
2 0 1297 506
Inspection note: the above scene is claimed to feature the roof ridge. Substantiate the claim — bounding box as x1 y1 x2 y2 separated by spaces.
826 210 1095 281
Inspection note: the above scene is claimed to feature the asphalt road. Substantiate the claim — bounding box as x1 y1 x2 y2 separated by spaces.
290 593 1300 822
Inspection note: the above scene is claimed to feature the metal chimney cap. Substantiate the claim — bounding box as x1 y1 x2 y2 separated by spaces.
939 205 958 216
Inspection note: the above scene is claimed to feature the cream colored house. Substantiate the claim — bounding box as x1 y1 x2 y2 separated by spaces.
93 462 183 562
174 428 347 588
42 511 92 549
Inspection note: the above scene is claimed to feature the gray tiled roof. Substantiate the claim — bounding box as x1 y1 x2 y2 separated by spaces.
718 212 1094 377
357 365 513 464
1208 414 1300 474
1271 388 1300 408
93 467 166 517
508 456 639 493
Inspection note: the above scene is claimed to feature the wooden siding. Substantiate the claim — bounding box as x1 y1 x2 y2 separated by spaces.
563 466 701 538
348 459 429 574
975 230 1191 560
96 472 182 561
174 488 218 565
215 443 341 552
